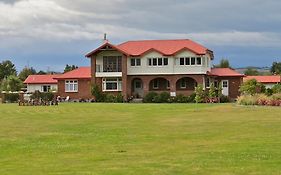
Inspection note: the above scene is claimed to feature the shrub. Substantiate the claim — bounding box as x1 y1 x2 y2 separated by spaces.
173 94 187 103
272 84 281 94
187 93 196 103
237 95 257 105
195 84 205 103
272 93 281 100
143 92 158 103
208 83 216 98
265 88 273 96
158 92 170 103
115 93 124 103
91 85 105 102
220 95 230 103
30 91 54 101
239 79 265 95
104 94 116 103
5 93 19 103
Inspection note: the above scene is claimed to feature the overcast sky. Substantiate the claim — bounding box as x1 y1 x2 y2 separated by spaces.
0 0 280 72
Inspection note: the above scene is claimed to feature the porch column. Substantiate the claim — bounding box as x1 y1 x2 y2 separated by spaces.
122 55 128 100
170 76 177 96
143 78 149 96
91 56 96 84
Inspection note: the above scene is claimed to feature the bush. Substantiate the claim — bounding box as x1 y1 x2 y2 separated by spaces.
272 84 281 94
91 85 105 102
272 93 281 100
195 84 206 103
115 93 124 103
30 91 54 101
239 79 265 95
237 95 257 105
265 88 273 96
104 94 116 103
143 92 158 103
158 92 170 103
220 95 230 103
5 93 19 103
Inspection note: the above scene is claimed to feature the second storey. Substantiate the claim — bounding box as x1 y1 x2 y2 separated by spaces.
86 39 214 77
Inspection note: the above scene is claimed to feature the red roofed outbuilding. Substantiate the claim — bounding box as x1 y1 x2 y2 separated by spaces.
24 75 58 92
243 75 281 88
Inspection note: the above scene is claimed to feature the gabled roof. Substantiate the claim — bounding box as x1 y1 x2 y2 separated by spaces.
86 39 213 58
54 67 91 79
24 75 58 84
85 42 129 57
210 68 244 77
243 75 281 83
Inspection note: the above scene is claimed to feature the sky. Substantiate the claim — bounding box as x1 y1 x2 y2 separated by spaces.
0 0 281 72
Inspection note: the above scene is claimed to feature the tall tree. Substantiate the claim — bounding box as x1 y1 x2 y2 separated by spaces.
271 62 281 74
0 75 23 92
244 68 259 76
37 70 47 75
64 64 78 73
18 67 37 81
0 60 17 80
214 58 231 68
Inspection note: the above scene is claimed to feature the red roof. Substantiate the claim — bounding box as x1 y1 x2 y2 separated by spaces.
86 39 213 58
54 67 91 79
24 75 58 84
210 68 244 77
243 75 281 83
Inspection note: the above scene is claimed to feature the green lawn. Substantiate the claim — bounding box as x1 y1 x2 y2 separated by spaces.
0 103 281 175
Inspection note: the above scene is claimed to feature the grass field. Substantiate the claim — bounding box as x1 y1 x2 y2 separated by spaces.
0 103 281 175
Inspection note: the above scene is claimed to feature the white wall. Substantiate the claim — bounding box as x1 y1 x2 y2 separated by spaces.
95 50 212 76
27 84 58 92
127 50 211 75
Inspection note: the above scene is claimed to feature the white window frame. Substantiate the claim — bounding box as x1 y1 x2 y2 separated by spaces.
180 79 187 89
152 79 159 89
148 57 169 67
41 85 51 92
102 78 122 92
65 80 78 92
131 58 141 67
206 78 211 88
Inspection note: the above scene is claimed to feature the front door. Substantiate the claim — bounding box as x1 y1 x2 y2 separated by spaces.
222 80 229 96
133 79 143 98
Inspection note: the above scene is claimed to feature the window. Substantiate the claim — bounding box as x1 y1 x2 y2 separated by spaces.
206 78 210 88
158 58 163 66
180 79 187 89
102 78 122 91
191 57 196 65
180 57 185 65
153 79 159 89
42 85 51 92
148 58 169 66
223 81 228 87
135 81 142 88
185 57 190 65
153 58 157 66
214 81 218 88
164 58 168 65
196 57 202 65
130 58 135 66
103 56 122 72
131 58 141 66
166 80 170 89
65 80 78 92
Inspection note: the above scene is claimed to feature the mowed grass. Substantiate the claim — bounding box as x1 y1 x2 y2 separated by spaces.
0 103 281 175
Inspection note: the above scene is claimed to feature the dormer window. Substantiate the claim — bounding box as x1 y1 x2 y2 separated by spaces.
131 58 141 66
148 58 169 66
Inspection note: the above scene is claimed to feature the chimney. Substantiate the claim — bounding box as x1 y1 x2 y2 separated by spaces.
103 33 108 43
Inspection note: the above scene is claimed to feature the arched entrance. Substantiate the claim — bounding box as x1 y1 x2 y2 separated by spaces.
176 77 197 91
132 78 144 98
149 78 170 91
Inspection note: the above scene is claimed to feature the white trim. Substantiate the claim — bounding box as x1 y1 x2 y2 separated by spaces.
65 80 78 93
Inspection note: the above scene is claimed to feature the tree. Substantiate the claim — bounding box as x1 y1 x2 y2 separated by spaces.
195 84 205 103
37 70 47 75
0 60 17 80
18 67 37 81
271 62 281 74
208 82 216 98
244 68 259 76
1 75 23 92
272 84 281 94
64 64 78 73
214 58 231 68
239 79 265 95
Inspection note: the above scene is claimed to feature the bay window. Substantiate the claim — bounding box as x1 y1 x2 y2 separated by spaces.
102 78 122 91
